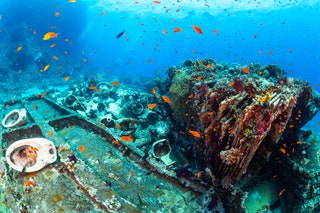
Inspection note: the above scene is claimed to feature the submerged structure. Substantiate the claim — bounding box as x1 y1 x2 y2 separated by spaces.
0 58 320 212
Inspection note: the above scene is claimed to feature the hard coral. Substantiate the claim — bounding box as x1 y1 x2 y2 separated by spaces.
166 59 320 186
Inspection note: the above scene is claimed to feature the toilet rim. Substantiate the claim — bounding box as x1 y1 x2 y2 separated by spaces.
2 109 26 128
5 138 57 173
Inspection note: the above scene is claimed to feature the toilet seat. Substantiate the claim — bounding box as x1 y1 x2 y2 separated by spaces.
5 138 57 173
2 109 27 128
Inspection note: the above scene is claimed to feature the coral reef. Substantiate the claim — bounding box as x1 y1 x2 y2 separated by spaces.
165 58 320 187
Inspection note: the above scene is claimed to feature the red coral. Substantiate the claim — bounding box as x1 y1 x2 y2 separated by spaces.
233 78 243 93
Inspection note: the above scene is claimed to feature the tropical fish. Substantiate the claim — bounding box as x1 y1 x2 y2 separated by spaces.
69 0 76 2
25 180 36 187
48 130 53 136
54 11 60 17
64 76 70 81
17 46 22 51
116 30 125 39
188 130 201 138
89 84 99 92
241 67 250 74
79 145 85 153
173 27 183 33
50 43 56 48
162 30 168 34
153 0 160 4
41 93 46 98
162 95 171 104
151 87 156 95
212 29 219 35
43 32 58 40
148 103 157 110
192 25 203 34
196 76 203 81
121 135 133 142
112 81 120 86
53 55 59 60
43 64 50 72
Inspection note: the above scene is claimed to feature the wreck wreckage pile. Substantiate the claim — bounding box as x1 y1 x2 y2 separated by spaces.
163 58 320 211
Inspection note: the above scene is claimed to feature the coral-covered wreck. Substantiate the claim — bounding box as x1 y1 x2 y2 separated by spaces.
162 58 320 212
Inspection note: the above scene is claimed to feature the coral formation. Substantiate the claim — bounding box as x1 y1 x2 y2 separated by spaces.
165 59 320 187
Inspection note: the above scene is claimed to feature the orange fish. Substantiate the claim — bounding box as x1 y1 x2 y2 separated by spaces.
41 93 46 98
278 188 286 196
151 87 156 95
212 29 219 35
192 25 203 34
100 11 107 16
241 67 250 74
162 30 168 34
43 64 50 71
268 51 273 55
89 84 99 92
69 0 77 2
53 55 59 60
116 123 121 129
11 98 14 104
153 0 160 4
64 76 70 81
54 11 60 17
121 135 133 142
29 153 36 160
33 104 38 110
188 130 201 138
148 103 157 110
25 180 36 187
50 43 56 48
112 81 120 87
113 140 120 146
43 32 58 40
173 27 183 33
162 95 171 104
79 145 85 152
32 147 39 152
196 76 203 81
206 63 212 69
17 46 23 51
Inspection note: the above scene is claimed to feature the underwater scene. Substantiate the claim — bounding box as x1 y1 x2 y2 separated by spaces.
0 0 320 212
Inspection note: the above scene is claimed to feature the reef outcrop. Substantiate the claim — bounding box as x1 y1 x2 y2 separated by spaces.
165 59 320 186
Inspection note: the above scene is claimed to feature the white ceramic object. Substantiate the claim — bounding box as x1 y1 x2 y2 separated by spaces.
5 138 57 173
2 109 27 128
149 139 175 166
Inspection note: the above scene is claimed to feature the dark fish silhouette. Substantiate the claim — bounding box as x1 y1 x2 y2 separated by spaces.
116 30 125 39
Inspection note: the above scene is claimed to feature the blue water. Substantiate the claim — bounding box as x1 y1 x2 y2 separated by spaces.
0 0 319 128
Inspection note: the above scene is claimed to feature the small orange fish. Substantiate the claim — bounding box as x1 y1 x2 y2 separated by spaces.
32 147 39 152
69 0 77 2
162 95 171 104
148 103 157 110
112 81 120 87
196 76 203 81
17 46 23 51
79 145 85 152
48 130 53 136
278 188 286 196
116 123 121 129
43 32 58 40
53 55 59 60
33 104 38 110
188 130 201 138
89 84 99 92
268 51 273 55
113 140 120 146
192 25 203 34
151 87 156 95
54 11 60 17
121 135 133 142
173 27 183 33
212 29 219 35
241 67 250 74
148 59 153 63
43 64 50 71
153 0 160 4
11 98 14 104
162 30 168 34
25 180 36 187
41 93 46 98
100 11 107 16
64 76 70 81
29 153 36 160
50 43 56 48
280 148 286 154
